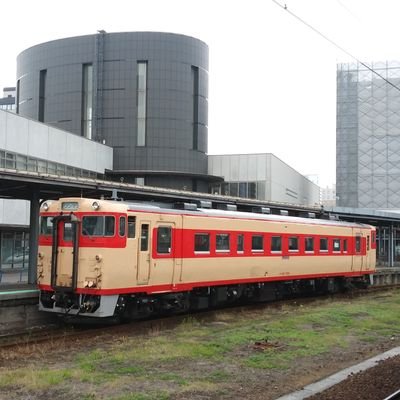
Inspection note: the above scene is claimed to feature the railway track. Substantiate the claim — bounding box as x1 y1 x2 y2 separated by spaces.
0 284 398 351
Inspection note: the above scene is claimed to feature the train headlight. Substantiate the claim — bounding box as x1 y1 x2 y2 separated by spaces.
42 202 49 211
88 280 96 288
92 201 100 211
95 254 102 262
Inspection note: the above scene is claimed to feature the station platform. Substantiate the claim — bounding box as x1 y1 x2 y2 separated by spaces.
0 284 38 302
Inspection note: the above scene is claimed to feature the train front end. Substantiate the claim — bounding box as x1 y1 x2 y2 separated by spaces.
37 198 128 318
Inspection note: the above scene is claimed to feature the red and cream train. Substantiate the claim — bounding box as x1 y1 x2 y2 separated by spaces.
37 197 376 318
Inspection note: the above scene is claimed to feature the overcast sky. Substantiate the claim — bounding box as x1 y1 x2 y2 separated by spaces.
1 0 399 187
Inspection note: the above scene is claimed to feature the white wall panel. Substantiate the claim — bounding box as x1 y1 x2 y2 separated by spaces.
0 199 29 226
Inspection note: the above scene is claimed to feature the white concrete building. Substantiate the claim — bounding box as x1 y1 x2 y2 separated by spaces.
0 109 113 283
208 153 320 207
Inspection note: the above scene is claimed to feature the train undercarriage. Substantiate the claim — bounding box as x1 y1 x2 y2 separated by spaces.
39 275 371 321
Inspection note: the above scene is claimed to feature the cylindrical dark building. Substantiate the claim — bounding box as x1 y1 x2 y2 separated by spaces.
17 31 215 191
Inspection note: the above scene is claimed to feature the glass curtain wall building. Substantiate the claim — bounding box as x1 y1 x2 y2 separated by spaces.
337 61 400 208
16 32 215 192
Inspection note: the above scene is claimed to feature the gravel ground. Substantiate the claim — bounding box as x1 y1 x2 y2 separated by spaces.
307 354 400 400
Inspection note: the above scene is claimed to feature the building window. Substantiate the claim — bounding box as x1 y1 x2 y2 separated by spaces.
16 79 20 114
38 69 47 122
192 66 199 150
82 64 93 139
135 177 145 186
137 61 147 146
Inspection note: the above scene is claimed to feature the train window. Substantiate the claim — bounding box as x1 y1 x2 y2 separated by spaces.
271 236 282 252
237 234 244 253
119 217 126 237
305 237 314 252
216 234 230 252
140 224 149 251
289 237 299 252
128 216 136 238
195 233 210 252
355 236 361 253
63 223 72 241
157 227 172 254
105 217 115 236
372 232 376 244
320 238 328 252
40 217 53 236
333 239 341 252
343 239 348 253
252 235 263 252
367 236 370 251
82 216 115 237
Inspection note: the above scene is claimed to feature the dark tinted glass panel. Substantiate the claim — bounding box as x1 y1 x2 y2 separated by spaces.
40 217 53 236
104 217 115 236
157 227 172 254
333 239 341 251
141 224 149 251
119 217 126 237
63 223 72 241
252 235 263 251
356 236 361 253
195 233 210 252
216 234 230 251
271 236 281 252
237 234 244 252
320 238 328 251
305 237 314 252
128 216 136 238
82 216 104 236
289 237 298 251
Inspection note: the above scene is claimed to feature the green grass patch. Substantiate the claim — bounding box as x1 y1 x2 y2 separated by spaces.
2 290 400 398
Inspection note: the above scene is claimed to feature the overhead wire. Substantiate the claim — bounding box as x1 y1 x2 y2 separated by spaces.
271 0 400 93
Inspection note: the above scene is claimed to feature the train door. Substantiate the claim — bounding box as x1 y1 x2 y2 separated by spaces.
352 231 364 272
51 215 79 290
154 223 176 285
137 221 151 284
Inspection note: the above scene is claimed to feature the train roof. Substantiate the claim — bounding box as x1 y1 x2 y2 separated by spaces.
46 197 374 230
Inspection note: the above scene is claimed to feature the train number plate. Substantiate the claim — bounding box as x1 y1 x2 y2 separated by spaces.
61 201 79 211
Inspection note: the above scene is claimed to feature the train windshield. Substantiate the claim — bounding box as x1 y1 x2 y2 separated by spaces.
82 216 115 237
40 216 53 236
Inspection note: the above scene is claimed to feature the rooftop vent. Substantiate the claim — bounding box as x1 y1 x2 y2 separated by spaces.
197 200 212 209
217 204 237 212
252 207 271 214
174 202 197 211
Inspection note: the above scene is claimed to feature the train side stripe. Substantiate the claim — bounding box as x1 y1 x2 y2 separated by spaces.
38 270 375 296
